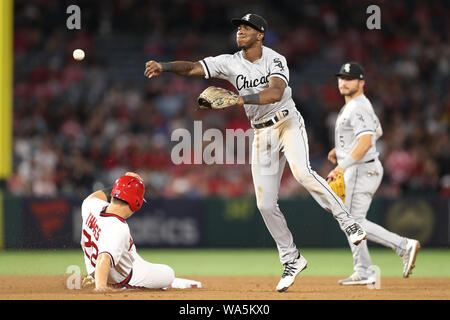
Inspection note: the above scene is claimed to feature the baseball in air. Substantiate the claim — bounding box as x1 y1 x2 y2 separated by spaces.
73 49 85 61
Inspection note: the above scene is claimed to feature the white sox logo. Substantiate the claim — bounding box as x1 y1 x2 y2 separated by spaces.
243 14 251 21
274 58 284 71
344 63 351 73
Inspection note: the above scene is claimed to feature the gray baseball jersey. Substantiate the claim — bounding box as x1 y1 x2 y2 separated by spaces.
335 94 407 278
200 46 359 264
200 45 296 123
335 94 381 164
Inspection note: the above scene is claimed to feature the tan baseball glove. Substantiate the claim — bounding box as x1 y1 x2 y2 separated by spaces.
327 170 345 203
197 86 239 110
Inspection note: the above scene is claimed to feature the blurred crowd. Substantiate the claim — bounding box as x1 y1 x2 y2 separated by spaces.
8 0 450 199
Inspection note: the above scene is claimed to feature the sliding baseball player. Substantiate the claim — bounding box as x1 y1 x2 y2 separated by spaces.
144 14 367 292
327 62 420 285
80 172 201 291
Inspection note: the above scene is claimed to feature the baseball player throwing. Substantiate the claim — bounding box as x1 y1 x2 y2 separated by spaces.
329 62 420 285
80 172 201 291
144 14 367 292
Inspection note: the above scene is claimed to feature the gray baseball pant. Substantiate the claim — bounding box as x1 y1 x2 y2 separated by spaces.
251 112 357 264
344 159 407 277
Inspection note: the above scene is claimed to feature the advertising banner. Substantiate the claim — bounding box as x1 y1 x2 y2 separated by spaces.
3 195 449 248
22 198 73 248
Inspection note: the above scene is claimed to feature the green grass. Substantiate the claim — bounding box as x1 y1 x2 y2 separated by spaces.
0 248 449 277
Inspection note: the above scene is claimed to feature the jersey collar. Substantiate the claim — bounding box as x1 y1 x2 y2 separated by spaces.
100 206 127 223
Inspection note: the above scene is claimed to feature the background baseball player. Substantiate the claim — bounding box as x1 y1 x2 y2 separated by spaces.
328 62 421 285
144 14 367 292
81 172 201 291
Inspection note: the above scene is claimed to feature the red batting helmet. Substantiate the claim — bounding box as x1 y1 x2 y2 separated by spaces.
111 175 146 212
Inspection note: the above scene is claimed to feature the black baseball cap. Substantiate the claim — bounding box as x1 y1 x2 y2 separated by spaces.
231 13 268 33
335 62 365 80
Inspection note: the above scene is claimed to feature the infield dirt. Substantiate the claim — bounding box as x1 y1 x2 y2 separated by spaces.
0 275 449 300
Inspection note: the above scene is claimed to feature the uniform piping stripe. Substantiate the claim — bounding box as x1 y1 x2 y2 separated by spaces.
100 212 126 223
355 130 374 137
299 123 349 214
269 72 288 84
201 59 211 78
349 166 359 215
114 269 133 288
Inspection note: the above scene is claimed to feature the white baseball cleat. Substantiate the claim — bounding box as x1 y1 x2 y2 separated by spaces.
402 239 421 278
346 223 367 245
276 253 308 292
165 277 202 289
338 273 376 285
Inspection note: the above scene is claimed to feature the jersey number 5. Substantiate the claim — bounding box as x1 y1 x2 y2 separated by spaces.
82 229 98 267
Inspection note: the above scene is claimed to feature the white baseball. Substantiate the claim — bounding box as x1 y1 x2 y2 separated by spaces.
73 49 85 61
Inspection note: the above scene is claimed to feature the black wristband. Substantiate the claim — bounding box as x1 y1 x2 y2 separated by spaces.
242 93 260 105
160 62 173 72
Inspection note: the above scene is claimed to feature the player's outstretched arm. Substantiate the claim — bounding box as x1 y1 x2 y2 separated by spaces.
236 77 286 106
84 172 143 203
144 60 205 78
85 190 109 202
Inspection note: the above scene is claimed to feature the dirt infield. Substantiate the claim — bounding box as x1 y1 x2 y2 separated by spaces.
0 275 449 300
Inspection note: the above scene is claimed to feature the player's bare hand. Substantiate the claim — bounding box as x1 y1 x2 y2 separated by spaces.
125 171 144 182
236 96 245 107
144 60 162 78
328 148 337 164
93 286 119 293
81 275 95 288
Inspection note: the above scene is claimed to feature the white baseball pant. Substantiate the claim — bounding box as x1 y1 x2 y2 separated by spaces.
126 252 175 289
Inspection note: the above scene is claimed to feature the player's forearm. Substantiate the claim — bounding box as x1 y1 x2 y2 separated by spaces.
258 87 284 104
87 190 108 202
160 61 203 77
94 253 111 290
240 87 283 106
86 186 113 202
337 135 372 171
349 134 372 161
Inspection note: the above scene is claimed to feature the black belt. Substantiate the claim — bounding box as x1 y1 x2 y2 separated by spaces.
253 110 289 129
365 159 375 163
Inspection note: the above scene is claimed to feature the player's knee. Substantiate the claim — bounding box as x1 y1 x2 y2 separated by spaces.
292 169 313 185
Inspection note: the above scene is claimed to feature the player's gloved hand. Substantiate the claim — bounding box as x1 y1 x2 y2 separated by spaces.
326 169 345 203
197 86 239 110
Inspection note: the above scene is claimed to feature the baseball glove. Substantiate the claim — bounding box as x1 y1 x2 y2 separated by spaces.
327 170 345 203
197 86 239 110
